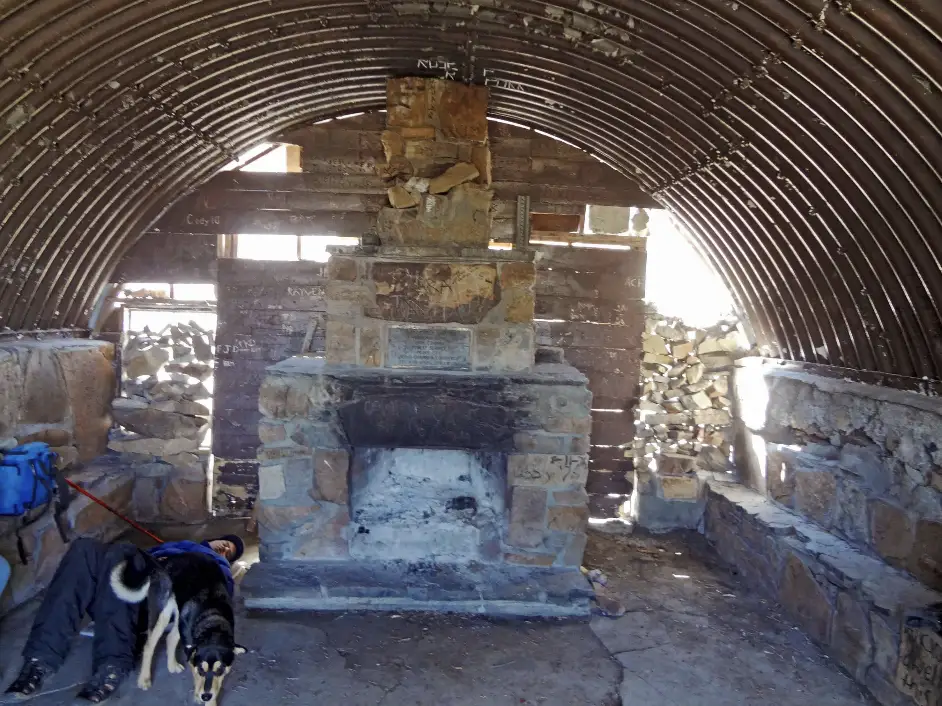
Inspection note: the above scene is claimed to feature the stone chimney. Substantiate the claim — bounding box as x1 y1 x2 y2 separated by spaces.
324 77 535 372
243 78 594 618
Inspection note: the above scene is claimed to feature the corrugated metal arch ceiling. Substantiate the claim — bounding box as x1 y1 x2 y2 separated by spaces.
0 1 939 377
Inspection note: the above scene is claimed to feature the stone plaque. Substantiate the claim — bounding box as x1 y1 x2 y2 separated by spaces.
387 326 472 370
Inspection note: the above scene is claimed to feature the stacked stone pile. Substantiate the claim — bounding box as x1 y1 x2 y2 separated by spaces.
632 315 748 461
110 321 213 456
106 322 213 524
628 313 751 530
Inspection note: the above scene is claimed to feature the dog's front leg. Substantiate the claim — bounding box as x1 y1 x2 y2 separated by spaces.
138 600 175 690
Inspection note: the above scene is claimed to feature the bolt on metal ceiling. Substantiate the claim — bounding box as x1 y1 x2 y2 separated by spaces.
0 1 939 378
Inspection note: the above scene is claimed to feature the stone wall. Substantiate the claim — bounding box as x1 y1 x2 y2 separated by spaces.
107 323 213 525
704 480 942 706
0 339 122 615
114 323 213 454
732 362 942 593
628 314 747 531
0 339 115 463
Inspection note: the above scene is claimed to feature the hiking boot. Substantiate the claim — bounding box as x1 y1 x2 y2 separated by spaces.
77 664 130 704
4 658 54 699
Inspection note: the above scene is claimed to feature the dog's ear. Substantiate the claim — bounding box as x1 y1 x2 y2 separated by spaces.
234 645 247 655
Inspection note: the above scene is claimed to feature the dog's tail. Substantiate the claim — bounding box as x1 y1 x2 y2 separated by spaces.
110 550 159 604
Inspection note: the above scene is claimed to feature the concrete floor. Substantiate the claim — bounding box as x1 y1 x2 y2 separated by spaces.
0 529 875 706
585 528 875 706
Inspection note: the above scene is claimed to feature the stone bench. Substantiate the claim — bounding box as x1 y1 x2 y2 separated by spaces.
704 479 942 706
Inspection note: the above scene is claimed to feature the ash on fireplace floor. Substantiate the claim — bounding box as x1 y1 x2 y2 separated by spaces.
0 529 874 706
348 448 503 563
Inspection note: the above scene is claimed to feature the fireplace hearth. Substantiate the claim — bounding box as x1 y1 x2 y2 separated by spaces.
241 77 594 617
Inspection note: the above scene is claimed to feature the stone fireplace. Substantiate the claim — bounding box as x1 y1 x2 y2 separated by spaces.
242 78 594 617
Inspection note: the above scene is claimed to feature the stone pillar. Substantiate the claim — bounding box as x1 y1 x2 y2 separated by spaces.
323 78 536 373
0 339 115 463
255 372 351 561
630 452 706 532
505 453 590 567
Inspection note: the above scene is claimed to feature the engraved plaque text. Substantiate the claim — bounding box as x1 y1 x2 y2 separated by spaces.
387 327 472 370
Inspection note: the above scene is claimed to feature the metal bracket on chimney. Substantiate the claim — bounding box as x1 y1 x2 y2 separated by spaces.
514 195 531 251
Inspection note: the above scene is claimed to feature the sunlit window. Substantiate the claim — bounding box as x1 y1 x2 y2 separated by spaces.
171 283 216 301
644 210 735 327
240 144 288 173
236 233 299 261
219 142 289 173
226 140 357 263
119 282 217 300
119 282 170 298
299 236 358 262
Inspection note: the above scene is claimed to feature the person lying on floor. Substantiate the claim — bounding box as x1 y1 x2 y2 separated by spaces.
3 534 244 703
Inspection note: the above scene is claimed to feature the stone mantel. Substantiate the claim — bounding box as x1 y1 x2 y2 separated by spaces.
259 356 591 452
266 355 587 387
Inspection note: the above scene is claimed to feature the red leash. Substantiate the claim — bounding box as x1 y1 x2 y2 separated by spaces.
64 478 165 545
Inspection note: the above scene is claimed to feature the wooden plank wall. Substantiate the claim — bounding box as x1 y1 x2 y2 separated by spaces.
112 232 217 283
150 113 657 240
212 259 327 512
533 246 646 514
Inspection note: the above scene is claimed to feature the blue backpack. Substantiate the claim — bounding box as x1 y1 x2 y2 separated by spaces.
0 442 71 563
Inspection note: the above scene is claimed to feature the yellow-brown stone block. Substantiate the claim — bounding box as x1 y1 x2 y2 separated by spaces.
326 321 356 364
438 81 489 143
386 77 431 128
504 289 535 323
499 261 536 289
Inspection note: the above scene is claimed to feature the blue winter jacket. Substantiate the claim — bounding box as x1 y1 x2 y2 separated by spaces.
147 540 234 596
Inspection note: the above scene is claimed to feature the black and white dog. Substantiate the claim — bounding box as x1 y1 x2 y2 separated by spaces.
110 550 245 704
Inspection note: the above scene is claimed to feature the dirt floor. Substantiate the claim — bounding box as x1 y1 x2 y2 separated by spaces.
0 528 875 706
